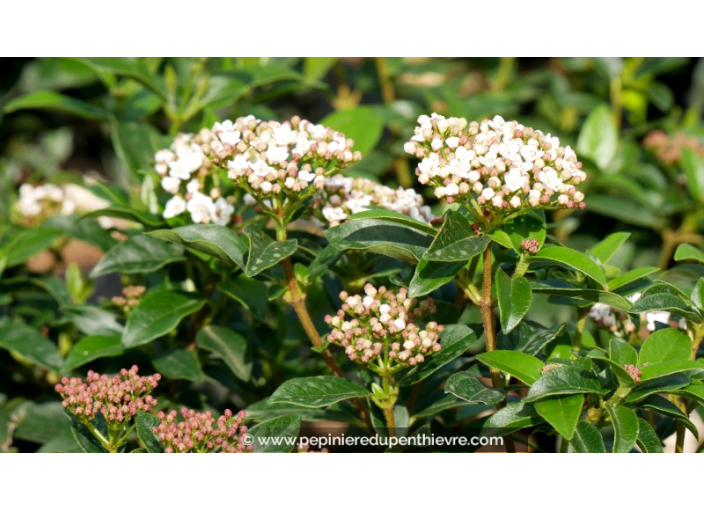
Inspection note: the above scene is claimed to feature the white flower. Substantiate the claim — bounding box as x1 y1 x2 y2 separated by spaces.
164 196 186 219
266 144 289 164
446 137 460 149
297 170 316 183
504 168 527 192
273 124 297 145
394 318 406 330
520 144 542 162
186 179 201 194
481 188 495 200
444 183 459 196
186 192 216 224
212 197 234 226
539 169 563 190
509 196 521 208
161 176 181 194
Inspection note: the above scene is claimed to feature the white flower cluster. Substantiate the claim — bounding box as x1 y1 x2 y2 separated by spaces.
324 284 443 368
14 183 112 227
404 114 586 217
155 132 235 225
589 293 687 335
313 176 434 227
205 116 361 203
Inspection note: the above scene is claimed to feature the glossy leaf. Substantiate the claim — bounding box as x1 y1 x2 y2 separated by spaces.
571 421 606 453
243 225 297 277
3 90 107 120
591 232 630 264
136 411 163 453
636 418 663 453
640 360 704 381
607 266 659 291
148 225 247 269
609 338 638 367
606 405 639 453
629 292 701 323
1 228 63 269
535 394 584 440
90 234 185 277
531 246 607 286
639 328 692 366
196 326 252 381
577 103 618 169
122 291 205 348
423 211 489 262
248 414 302 453
531 281 633 311
0 322 63 371
218 276 268 321
681 148 704 203
152 349 205 382
674 243 704 264
496 268 532 334
408 258 465 298
62 305 123 336
524 366 604 402
483 402 544 433
626 374 691 403
503 212 546 252
269 376 370 408
64 336 124 371
444 371 504 405
476 350 544 385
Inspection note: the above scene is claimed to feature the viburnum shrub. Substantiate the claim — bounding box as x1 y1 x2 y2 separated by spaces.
4 103 704 453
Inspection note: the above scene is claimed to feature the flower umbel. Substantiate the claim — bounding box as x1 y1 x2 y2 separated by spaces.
325 284 443 372
153 408 252 453
404 114 587 223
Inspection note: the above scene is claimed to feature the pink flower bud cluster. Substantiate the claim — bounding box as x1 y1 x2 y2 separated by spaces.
324 284 443 368
404 114 587 216
153 408 253 453
312 175 434 227
155 130 236 226
205 115 361 204
54 366 160 425
111 285 146 313
624 364 642 383
643 130 704 166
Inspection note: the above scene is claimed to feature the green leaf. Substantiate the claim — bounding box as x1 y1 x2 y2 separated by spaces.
609 338 638 367
196 325 252 381
606 405 639 453
636 418 663 453
325 213 435 264
476 350 544 385
243 225 297 277
639 328 692 366
122 291 205 348
62 305 123 336
591 232 630 264
571 421 606 453
136 411 163 453
626 374 691 403
674 383 704 406
514 322 566 356
532 246 606 286
607 266 659 291
81 206 164 227
640 360 704 381
217 276 268 321
674 243 704 264
531 281 633 311
423 211 490 262
321 106 384 156
1 228 63 269
398 324 477 386
74 57 167 98
408 258 465 298
68 414 105 453
64 335 124 371
496 268 532 334
587 349 638 389
681 148 704 203
444 371 504 405
535 394 584 440
303 57 338 81
629 293 701 323
503 212 546 253
148 225 248 269
692 278 704 310
577 103 618 169
524 366 604 402
483 402 544 433
248 414 302 453
638 395 699 439
0 322 63 371
152 349 205 382
111 120 168 178
90 234 185 278
269 376 370 408
3 90 107 121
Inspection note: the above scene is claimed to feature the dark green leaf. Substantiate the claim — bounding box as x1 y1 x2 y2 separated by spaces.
629 293 701 323
571 421 606 453
147 224 247 270
636 418 663 453
524 366 604 402
496 268 532 334
249 414 302 453
243 225 297 277
626 374 691 403
514 322 566 356
408 258 465 298
483 402 544 433
535 394 584 440
444 371 504 405
122 291 205 348
90 234 184 278
503 212 546 253
62 305 123 336
196 325 252 381
532 246 607 286
64 335 124 371
3 90 107 121
0 322 62 371
152 349 205 382
424 211 489 262
218 276 268 321
136 411 163 453
269 376 370 408
607 405 639 453
1 228 63 269
531 281 633 311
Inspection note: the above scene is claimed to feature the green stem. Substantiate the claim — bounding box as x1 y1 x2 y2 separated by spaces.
493 57 514 93
574 307 589 351
382 373 396 438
